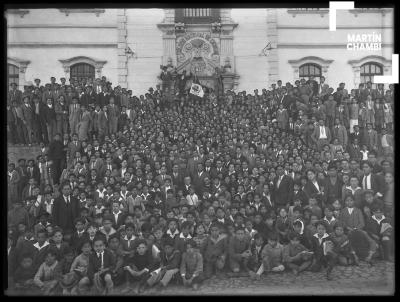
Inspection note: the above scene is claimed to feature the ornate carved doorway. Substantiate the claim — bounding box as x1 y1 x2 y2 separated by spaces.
157 9 239 91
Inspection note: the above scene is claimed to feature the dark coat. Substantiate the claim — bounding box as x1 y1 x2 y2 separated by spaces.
272 175 294 207
52 195 80 232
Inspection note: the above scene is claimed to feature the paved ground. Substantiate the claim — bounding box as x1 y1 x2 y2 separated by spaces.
112 260 394 296
5 258 394 296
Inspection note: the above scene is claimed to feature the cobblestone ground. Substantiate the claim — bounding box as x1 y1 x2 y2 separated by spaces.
5 260 394 296
112 260 394 296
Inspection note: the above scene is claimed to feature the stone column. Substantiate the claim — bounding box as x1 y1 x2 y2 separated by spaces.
266 9 279 87
158 9 177 66
117 9 128 88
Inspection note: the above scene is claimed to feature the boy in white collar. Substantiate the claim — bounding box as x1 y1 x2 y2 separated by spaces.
309 221 337 280
175 221 193 253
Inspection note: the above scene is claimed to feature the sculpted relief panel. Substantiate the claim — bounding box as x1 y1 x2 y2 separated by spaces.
176 32 220 77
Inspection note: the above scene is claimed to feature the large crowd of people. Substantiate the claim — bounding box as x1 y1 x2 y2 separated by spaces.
7 73 394 295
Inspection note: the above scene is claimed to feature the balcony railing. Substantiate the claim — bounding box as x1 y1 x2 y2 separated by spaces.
287 8 329 17
175 9 220 24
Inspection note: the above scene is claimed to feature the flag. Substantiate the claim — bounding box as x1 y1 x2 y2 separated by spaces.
190 83 204 98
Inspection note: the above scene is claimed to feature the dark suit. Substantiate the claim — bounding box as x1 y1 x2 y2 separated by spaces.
303 180 324 202
43 105 57 142
171 172 184 191
273 175 294 207
70 231 89 253
21 103 35 144
26 165 40 185
98 110 109 140
359 173 385 196
33 101 48 143
52 195 80 233
87 249 116 281
111 212 125 230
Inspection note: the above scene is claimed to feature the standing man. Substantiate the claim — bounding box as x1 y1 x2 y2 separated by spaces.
48 133 64 185
311 119 332 151
273 165 294 208
52 183 80 239
21 96 35 146
69 97 81 136
10 100 25 145
44 98 57 143
107 97 119 135
332 118 348 149
8 82 23 106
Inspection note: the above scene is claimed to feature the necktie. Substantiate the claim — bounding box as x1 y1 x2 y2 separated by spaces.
364 176 368 190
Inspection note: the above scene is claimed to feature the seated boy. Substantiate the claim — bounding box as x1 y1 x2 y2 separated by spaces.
322 205 337 234
174 221 193 253
364 205 393 262
33 248 62 294
120 223 139 263
283 231 313 276
69 218 88 254
201 223 228 279
260 232 285 275
50 228 71 261
227 227 252 276
248 233 265 280
330 222 359 266
180 240 204 291
123 239 158 294
80 237 116 295
309 221 337 280
107 235 125 287
32 229 51 270
13 253 37 294
155 237 182 290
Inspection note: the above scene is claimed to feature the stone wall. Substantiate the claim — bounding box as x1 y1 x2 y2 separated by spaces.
8 145 41 164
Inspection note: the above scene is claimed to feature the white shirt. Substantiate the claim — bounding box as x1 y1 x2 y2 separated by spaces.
362 174 372 190
277 175 284 188
319 126 327 139
114 211 122 223
381 135 389 148
123 235 136 248
33 241 50 251
97 251 104 268
312 180 320 193
347 207 354 215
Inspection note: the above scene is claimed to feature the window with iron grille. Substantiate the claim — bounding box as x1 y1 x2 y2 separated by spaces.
8 64 19 88
175 9 220 23
70 63 95 83
360 62 383 88
299 63 322 81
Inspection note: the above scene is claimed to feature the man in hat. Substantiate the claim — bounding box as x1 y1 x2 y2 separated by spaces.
42 84 53 104
34 78 41 88
8 82 22 106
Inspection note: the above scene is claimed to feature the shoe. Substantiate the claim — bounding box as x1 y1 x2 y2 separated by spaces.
192 283 199 291
249 271 257 280
255 273 261 280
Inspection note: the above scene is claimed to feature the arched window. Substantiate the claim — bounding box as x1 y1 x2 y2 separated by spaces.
8 64 19 88
299 63 322 81
70 63 95 83
360 62 383 87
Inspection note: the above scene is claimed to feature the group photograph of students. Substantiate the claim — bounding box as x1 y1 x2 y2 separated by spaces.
7 71 394 295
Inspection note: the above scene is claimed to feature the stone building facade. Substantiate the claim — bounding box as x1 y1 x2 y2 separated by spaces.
6 8 394 94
